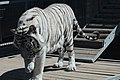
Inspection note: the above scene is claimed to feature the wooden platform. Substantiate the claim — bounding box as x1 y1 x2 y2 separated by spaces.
0 54 120 80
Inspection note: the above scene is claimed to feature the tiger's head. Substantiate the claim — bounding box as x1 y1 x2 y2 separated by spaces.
11 10 43 54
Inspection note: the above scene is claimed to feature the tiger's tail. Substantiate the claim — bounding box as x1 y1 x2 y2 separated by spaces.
73 19 100 40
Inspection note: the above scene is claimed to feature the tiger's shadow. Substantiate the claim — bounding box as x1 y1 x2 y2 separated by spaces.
0 68 32 80
0 66 66 80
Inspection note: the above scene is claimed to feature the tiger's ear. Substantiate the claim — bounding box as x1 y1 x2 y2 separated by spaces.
10 29 17 34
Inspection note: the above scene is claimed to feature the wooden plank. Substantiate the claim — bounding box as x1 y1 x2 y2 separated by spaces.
45 55 120 72
1 54 120 80
44 70 108 80
74 38 104 48
106 74 120 80
76 33 109 39
95 60 120 67
77 66 120 75
86 24 116 29
83 28 113 34
74 48 100 55
78 63 120 74
44 57 119 80
44 73 90 80
64 52 95 62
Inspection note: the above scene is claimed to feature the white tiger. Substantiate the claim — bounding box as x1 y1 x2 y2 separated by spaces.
11 4 99 80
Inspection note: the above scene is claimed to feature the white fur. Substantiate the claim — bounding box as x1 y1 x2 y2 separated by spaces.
13 4 77 80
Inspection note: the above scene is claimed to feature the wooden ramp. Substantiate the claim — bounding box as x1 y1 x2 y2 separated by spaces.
70 24 120 63
70 0 120 63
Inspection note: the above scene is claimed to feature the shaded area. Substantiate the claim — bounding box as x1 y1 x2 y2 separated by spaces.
101 35 120 60
100 26 120 60
0 68 32 80
0 44 20 58
0 66 66 80
44 65 66 72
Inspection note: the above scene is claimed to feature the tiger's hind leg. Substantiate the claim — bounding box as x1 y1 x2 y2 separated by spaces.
66 49 76 71
53 48 65 68
65 36 76 71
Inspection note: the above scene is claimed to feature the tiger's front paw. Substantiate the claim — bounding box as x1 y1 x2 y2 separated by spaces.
53 62 63 68
66 64 76 71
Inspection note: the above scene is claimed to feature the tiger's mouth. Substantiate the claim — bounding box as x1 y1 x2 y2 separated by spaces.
15 35 40 53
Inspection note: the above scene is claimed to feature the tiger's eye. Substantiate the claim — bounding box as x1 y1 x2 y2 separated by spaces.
30 38 33 41
19 20 23 24
29 25 36 33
